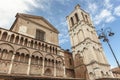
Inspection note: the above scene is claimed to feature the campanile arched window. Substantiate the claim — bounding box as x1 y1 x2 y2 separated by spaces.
75 13 79 22
70 17 74 26
81 12 85 21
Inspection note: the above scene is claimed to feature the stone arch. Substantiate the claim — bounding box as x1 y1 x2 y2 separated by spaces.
45 54 54 67
24 54 29 63
24 38 28 46
31 51 43 65
20 53 25 62
0 48 13 60
45 54 54 60
81 12 85 21
89 72 94 80
0 43 14 52
50 46 52 53
14 52 20 61
101 71 104 76
15 36 19 44
42 43 44 51
75 53 82 67
56 56 63 64
20 37 24 45
7 50 14 60
44 68 52 76
75 13 79 22
16 47 30 55
34 41 37 49
1 32 8 41
45 44 47 52
78 30 84 42
53 47 54 53
30 40 34 48
32 51 43 58
1 49 8 59
70 17 74 26
55 47 57 54
56 56 64 71
31 55 35 64
10 34 15 43
38 42 41 50
85 14 89 22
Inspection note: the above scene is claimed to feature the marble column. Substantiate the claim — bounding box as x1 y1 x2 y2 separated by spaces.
42 58 45 76
8 53 15 74
27 56 31 75
54 61 56 77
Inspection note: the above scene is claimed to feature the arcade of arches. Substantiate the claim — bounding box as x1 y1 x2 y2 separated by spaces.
0 28 65 78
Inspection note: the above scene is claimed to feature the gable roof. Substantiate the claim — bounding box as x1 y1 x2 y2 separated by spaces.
10 13 59 33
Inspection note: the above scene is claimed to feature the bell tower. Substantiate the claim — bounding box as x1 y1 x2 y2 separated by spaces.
66 4 113 80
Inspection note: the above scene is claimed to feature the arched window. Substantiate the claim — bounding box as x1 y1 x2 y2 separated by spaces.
85 15 89 23
20 53 25 62
42 44 44 51
45 58 47 66
45 45 47 52
24 38 28 46
38 42 41 50
14 52 20 61
34 41 37 49
48 59 51 66
39 57 43 65
15 36 19 44
31 55 35 64
51 59 54 67
55 48 57 54
53 47 54 54
69 58 72 65
20 37 24 45
81 12 85 21
10 34 15 43
106 72 109 76
8 50 13 60
75 13 79 22
25 54 29 63
35 56 39 64
30 40 34 48
1 49 8 59
50 46 52 53
1 32 8 41
70 17 74 26
101 71 104 76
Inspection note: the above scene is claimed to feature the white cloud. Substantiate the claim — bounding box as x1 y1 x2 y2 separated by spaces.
0 0 50 29
59 38 69 45
104 0 113 9
94 9 115 25
55 0 70 5
114 6 120 16
59 33 69 45
106 16 115 22
88 3 98 14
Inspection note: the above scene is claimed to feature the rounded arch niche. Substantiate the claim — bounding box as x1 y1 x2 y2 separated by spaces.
44 68 53 76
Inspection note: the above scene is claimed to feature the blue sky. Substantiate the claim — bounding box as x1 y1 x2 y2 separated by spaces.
0 0 120 68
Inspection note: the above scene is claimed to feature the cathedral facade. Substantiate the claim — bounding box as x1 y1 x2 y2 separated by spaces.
0 4 117 80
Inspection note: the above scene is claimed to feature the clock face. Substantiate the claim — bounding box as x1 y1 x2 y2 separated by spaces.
19 25 27 33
